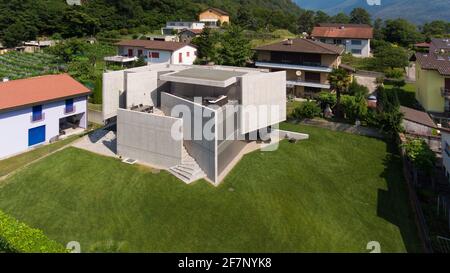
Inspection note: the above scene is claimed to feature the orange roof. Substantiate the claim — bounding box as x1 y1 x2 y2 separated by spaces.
0 74 90 112
115 40 190 51
312 24 373 39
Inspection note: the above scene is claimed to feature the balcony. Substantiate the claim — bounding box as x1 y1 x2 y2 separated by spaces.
255 61 332 73
286 79 331 89
64 105 76 114
441 87 450 98
30 112 45 123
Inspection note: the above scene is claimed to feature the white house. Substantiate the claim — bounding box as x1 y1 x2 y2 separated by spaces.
115 40 197 65
0 74 90 159
161 21 205 35
311 24 373 58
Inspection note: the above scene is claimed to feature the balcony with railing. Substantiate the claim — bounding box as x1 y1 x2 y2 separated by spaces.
255 60 333 73
441 87 450 98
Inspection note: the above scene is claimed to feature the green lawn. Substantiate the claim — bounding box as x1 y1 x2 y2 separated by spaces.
0 124 422 252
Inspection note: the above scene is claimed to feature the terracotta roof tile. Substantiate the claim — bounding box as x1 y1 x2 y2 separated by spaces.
312 24 373 39
115 40 191 51
400 106 437 128
415 52 450 76
0 74 90 112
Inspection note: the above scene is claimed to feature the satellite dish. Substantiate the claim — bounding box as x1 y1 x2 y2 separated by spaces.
295 71 302 77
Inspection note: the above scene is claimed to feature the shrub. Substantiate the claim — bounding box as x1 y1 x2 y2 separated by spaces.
348 80 369 97
293 101 321 119
317 92 336 108
384 68 404 79
341 95 368 121
0 210 67 253
402 138 436 174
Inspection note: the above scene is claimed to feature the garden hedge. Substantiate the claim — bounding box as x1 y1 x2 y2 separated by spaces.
0 210 67 253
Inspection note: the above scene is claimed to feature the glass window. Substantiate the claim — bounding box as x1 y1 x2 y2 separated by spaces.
351 40 362 45
351 49 362 55
32 105 43 122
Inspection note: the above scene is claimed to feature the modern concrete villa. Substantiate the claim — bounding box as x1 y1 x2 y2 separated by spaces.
102 64 304 185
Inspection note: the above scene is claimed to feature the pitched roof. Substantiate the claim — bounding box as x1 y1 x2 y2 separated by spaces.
0 74 90 112
415 52 450 76
202 7 229 16
311 24 373 39
179 29 203 35
254 38 344 55
400 106 436 128
430 38 450 52
115 40 191 52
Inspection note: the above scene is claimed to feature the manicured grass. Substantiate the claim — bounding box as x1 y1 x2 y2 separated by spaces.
0 135 79 177
0 124 422 252
287 100 302 118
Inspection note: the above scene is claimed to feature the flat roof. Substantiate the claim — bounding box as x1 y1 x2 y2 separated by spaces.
159 68 247 87
0 74 90 112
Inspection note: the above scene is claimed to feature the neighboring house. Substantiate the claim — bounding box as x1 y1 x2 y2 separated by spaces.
400 106 437 136
66 0 82 5
102 64 290 185
16 40 56 53
311 24 373 58
254 38 347 98
413 38 450 124
161 21 205 35
0 74 90 159
178 29 203 44
441 128 450 184
146 34 178 42
198 7 230 27
114 40 197 65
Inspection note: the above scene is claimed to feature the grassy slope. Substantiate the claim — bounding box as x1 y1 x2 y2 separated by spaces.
0 124 422 252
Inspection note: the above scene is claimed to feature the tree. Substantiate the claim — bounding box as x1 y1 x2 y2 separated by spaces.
46 39 88 63
2 21 37 48
218 26 252 67
350 8 371 25
328 68 353 117
192 28 218 63
422 20 450 38
373 18 384 40
60 9 100 38
374 44 409 70
330 13 350 24
297 10 315 34
402 138 436 176
314 11 330 25
383 19 424 46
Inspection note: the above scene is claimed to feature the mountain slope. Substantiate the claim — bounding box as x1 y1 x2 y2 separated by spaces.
295 0 450 24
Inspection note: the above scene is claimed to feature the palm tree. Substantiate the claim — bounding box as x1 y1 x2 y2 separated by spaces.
328 68 352 117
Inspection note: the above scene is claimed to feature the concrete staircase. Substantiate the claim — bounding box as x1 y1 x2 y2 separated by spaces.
169 146 206 184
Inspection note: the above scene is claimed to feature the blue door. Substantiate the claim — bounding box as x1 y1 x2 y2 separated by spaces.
28 125 46 146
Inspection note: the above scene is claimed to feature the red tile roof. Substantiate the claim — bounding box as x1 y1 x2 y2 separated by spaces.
415 52 450 76
0 74 90 112
311 24 373 39
202 7 229 16
115 40 191 51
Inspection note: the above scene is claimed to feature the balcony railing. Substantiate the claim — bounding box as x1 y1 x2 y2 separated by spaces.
441 87 450 98
286 79 331 89
255 61 333 73
64 105 76 114
30 112 45 122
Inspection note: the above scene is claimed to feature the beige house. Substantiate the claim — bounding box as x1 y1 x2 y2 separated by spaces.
255 38 348 98
199 8 230 27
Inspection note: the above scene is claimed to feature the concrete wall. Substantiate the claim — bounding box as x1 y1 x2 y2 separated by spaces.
118 45 197 65
125 70 158 108
0 96 87 159
403 120 433 136
117 108 183 168
171 46 197 65
240 71 287 134
160 92 217 182
103 70 125 120
170 82 238 101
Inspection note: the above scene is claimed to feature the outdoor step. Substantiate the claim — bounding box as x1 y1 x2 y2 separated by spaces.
172 166 196 178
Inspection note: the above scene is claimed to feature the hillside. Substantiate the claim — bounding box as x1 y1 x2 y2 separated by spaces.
0 0 302 45
295 0 450 24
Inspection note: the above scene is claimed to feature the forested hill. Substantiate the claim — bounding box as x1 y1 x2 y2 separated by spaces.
0 0 302 47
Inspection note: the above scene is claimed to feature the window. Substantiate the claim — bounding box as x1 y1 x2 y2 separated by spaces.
137 49 143 57
179 52 183 63
31 105 43 122
150 52 160 58
187 51 190 57
128 49 133 57
65 99 74 114
334 39 342 45
320 39 326 43
351 40 362 45
304 72 321 83
351 49 362 55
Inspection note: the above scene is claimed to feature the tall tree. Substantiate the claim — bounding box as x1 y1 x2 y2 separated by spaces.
373 18 384 40
192 28 218 63
314 11 330 25
422 20 450 38
2 21 37 48
218 26 252 67
297 10 315 34
350 8 371 25
331 13 351 24
328 68 352 117
383 19 424 46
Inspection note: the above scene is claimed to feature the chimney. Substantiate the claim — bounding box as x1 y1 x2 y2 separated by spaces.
284 38 294 45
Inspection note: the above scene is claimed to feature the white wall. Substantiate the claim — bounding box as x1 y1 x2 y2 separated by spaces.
118 45 197 65
126 70 158 108
171 46 197 65
0 96 87 159
320 38 370 57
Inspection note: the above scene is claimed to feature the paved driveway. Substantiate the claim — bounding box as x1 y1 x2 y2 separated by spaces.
72 129 117 157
